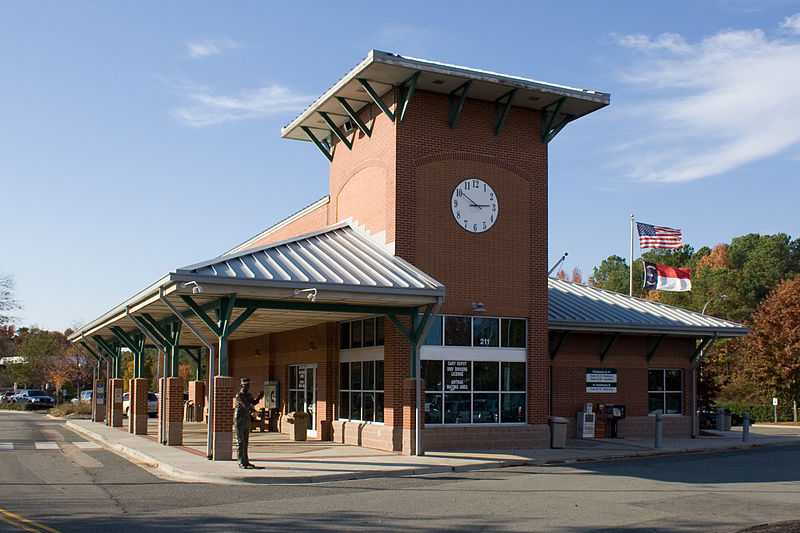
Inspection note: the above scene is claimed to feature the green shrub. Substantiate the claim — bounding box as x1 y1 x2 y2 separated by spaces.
715 402 794 423
50 402 92 417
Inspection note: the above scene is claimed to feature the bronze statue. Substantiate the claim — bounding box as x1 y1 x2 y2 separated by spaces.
234 378 263 469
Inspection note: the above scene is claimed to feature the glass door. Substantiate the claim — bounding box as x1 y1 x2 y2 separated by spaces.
288 364 317 437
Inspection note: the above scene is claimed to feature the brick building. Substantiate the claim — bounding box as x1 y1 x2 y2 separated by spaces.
70 51 748 458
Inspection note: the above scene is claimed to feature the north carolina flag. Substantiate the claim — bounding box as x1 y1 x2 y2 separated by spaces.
644 262 692 292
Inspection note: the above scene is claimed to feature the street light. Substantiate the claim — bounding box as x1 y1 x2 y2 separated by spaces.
702 294 729 315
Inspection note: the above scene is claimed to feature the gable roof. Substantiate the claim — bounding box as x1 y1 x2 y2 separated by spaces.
548 277 749 337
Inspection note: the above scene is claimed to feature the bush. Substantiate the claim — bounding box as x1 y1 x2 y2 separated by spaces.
50 402 92 417
715 402 794 423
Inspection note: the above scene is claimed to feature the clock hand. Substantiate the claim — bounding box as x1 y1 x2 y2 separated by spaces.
461 192 483 209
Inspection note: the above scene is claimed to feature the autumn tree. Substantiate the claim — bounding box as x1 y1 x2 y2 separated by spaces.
571 267 583 284
740 274 800 407
1 273 19 326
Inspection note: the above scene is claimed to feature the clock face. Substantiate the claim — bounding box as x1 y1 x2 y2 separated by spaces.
451 179 499 233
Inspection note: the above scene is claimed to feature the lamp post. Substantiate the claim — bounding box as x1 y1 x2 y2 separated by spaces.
702 294 728 315
692 294 728 438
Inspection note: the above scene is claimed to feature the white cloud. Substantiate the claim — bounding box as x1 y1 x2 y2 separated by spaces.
781 13 800 34
186 38 243 58
172 84 314 127
612 23 800 183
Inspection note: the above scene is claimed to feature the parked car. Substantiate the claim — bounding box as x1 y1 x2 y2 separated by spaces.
71 390 93 404
122 392 158 416
12 389 55 406
2 391 16 401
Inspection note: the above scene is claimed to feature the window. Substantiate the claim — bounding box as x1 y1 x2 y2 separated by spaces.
423 315 526 348
648 369 683 414
340 317 385 350
339 361 383 422
423 360 526 424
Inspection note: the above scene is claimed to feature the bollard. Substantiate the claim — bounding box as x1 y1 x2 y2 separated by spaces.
716 407 725 431
743 411 750 443
654 412 663 448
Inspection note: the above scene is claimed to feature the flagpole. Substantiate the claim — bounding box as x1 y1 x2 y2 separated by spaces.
629 214 634 297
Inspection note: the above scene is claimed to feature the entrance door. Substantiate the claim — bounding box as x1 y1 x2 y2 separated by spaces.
288 364 317 437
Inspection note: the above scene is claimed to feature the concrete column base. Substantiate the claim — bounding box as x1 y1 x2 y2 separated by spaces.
109 378 124 427
131 378 149 435
212 376 236 461
165 376 185 446
92 378 106 423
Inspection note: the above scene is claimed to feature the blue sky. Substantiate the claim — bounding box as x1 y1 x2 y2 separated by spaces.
2 1 799 331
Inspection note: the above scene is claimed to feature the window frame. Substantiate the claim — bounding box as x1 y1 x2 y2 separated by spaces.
647 368 683 415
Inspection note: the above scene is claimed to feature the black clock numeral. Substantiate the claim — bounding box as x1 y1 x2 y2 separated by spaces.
483 221 487 230
463 220 468 229
456 210 461 219
492 204 496 212
456 189 463 197
453 199 458 208
489 192 494 200
473 223 478 232
464 181 470 190
472 179 479 188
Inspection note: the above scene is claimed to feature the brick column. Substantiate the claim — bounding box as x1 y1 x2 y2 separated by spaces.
402 377 423 455
165 376 185 445
109 378 123 427
92 378 106 423
188 380 205 422
212 376 236 461
131 378 149 435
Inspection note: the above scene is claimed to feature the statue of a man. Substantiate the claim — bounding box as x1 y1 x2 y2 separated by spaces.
234 378 263 469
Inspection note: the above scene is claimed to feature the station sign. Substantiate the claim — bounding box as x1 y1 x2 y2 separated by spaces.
586 368 617 393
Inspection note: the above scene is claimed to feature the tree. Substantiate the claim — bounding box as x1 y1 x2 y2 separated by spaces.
740 274 800 406
571 267 583 284
1 274 20 326
590 255 630 294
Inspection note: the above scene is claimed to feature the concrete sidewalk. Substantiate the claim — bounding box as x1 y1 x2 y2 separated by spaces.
63 417 800 485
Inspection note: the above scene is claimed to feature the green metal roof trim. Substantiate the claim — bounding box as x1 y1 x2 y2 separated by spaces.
548 278 750 337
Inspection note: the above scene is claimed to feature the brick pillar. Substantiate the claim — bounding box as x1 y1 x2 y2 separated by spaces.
131 378 149 435
165 377 185 445
212 376 236 461
92 378 106 423
109 378 123 427
188 380 205 422
402 377 423 456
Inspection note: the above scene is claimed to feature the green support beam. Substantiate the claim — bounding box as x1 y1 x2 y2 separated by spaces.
690 335 717 363
92 336 120 378
301 126 333 162
541 97 576 144
336 97 373 137
397 71 420 124
110 327 145 378
318 112 353 150
550 331 569 360
386 303 436 378
494 89 517 136
600 333 619 361
358 78 395 122
79 341 104 379
449 80 472 130
646 335 667 362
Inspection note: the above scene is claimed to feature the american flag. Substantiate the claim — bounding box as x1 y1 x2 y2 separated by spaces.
636 222 683 249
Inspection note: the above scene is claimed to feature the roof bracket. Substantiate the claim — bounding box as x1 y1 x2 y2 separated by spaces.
358 78 396 122
110 326 145 377
550 331 569 360
300 126 333 162
336 97 373 137
690 334 718 363
541 97 576 143
646 334 667 362
448 80 472 130
397 71 420 124
318 111 353 150
494 89 517 136
600 332 619 361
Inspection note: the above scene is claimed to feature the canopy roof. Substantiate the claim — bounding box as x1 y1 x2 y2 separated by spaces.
282 49 610 143
548 278 750 337
69 223 444 346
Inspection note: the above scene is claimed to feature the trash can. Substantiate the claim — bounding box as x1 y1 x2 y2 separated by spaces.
549 416 568 449
287 410 309 441
723 409 732 431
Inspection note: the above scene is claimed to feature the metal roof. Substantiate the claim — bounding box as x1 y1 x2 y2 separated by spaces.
69 223 444 345
282 50 610 142
548 278 750 337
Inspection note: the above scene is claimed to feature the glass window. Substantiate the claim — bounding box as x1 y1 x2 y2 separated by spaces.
444 316 471 346
424 316 443 345
501 362 526 391
339 322 351 349
339 391 349 418
351 320 363 349
375 393 384 423
339 362 349 390
422 360 443 391
445 361 471 392
648 369 682 414
376 318 385 346
350 392 362 420
363 392 375 421
444 393 470 423
473 361 499 391
425 393 442 424
501 319 526 347
363 318 375 347
473 318 499 347
363 361 375 390
350 362 362 390
375 360 384 390
473 393 499 423
501 393 526 422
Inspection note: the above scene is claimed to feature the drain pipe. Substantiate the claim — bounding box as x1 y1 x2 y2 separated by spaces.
159 288 217 459
414 297 442 456
126 308 168 444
